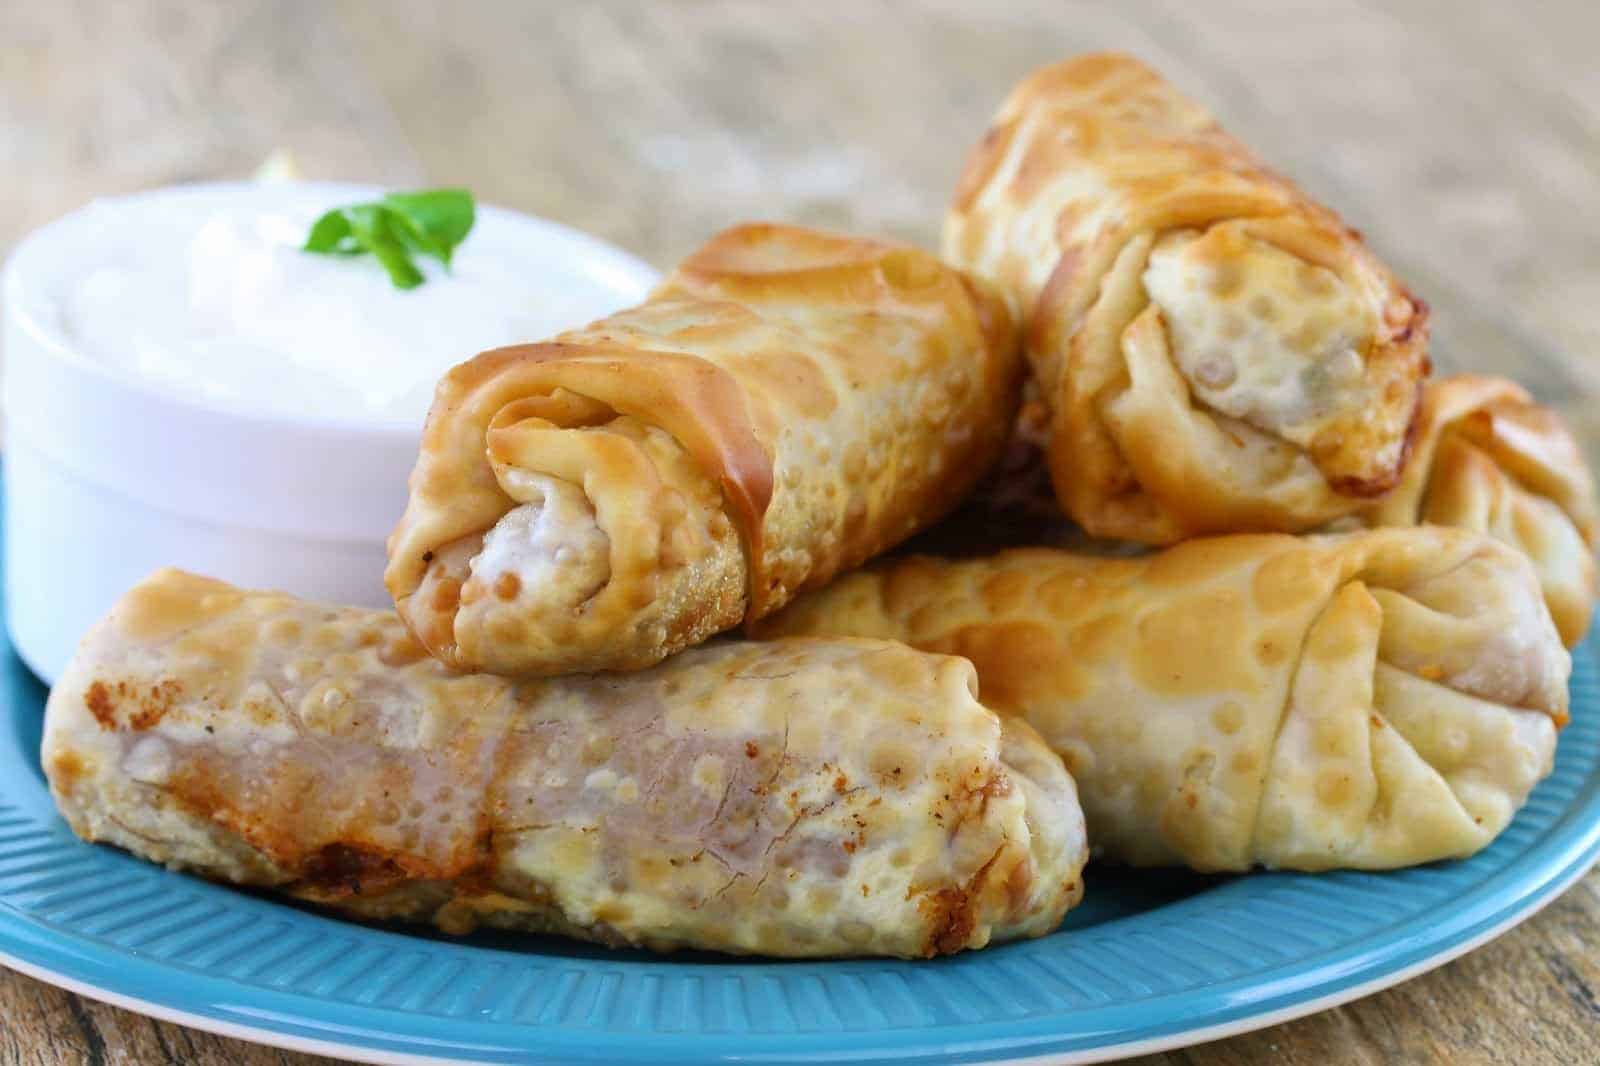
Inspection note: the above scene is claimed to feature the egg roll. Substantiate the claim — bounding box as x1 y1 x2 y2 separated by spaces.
759 528 1568 872
944 53 1429 543
1358 375 1598 646
386 223 1020 677
44 570 1084 959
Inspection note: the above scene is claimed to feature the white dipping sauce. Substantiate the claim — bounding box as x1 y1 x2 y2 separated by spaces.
3 180 658 682
51 183 657 425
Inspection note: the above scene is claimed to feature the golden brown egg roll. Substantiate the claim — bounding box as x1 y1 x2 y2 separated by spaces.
44 570 1084 959
386 223 1020 677
759 528 1568 872
1356 375 1598 646
944 53 1429 543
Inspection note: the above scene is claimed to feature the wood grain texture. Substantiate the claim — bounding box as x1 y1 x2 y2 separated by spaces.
2 0 1597 1062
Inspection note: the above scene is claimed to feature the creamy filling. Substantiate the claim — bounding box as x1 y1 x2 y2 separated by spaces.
1143 228 1375 445
466 474 610 608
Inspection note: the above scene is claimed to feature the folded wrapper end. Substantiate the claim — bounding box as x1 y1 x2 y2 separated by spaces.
1358 374 1599 646
387 343 768 675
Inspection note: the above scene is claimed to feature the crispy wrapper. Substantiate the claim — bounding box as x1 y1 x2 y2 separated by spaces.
386 223 1020 676
760 528 1568 872
944 53 1429 543
43 570 1084 959
1357 375 1598 646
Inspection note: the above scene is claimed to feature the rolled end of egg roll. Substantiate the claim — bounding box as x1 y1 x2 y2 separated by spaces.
759 527 1568 872
1359 374 1598 645
44 570 1084 958
386 223 1021 676
944 52 1429 543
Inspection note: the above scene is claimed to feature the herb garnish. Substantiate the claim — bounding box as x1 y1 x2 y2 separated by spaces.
302 188 475 290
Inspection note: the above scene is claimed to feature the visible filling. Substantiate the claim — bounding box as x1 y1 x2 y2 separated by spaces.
464 473 610 611
415 411 749 674
1143 227 1375 446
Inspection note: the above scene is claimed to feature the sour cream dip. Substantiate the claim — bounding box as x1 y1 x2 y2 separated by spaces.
47 183 658 425
3 181 659 681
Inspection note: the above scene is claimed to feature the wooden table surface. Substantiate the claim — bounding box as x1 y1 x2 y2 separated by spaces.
4 1 1598 1062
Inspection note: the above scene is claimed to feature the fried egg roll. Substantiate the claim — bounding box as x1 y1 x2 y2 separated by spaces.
386 223 1020 676
1358 375 1598 646
760 529 1568 872
44 570 1084 959
944 53 1429 543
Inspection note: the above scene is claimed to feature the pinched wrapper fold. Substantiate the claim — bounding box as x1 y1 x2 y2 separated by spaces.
944 53 1429 544
759 528 1569 872
43 570 1085 959
1357 375 1598 646
387 223 1020 676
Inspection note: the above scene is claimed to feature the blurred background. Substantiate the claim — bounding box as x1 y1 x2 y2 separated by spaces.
6 0 1599 449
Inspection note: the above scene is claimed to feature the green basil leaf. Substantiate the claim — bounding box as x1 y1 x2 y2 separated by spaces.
302 209 353 253
346 205 424 290
301 188 476 288
383 189 474 261
384 208 452 266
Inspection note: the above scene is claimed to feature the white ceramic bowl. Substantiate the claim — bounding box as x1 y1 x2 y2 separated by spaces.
2 182 659 682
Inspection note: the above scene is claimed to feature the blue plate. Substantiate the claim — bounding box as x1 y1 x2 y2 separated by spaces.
1 552 1597 1064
